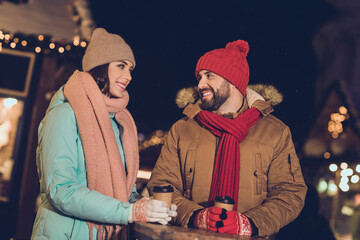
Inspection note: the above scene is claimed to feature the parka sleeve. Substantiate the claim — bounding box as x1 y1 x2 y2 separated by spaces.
37 104 130 224
147 121 203 227
243 126 307 237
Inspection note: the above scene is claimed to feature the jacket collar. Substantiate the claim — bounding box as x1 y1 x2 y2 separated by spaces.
183 98 273 119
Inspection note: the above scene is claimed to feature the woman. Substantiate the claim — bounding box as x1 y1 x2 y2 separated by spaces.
31 28 176 240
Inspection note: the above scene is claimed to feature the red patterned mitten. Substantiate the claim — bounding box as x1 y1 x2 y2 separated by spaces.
217 211 252 236
194 207 225 232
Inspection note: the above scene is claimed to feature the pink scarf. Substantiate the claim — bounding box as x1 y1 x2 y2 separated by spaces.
64 71 139 239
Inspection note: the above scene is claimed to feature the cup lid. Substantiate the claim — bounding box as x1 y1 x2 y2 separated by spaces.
215 196 235 204
153 185 174 193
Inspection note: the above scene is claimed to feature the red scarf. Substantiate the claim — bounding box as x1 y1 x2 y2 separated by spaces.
196 107 261 210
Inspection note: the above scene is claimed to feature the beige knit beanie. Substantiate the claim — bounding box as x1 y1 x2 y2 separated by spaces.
82 28 135 72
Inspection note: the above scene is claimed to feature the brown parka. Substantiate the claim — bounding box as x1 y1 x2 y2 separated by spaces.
147 85 307 237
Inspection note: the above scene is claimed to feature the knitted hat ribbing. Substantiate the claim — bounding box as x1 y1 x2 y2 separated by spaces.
195 40 250 96
82 28 135 72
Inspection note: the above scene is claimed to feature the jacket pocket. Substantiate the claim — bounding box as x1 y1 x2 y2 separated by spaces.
254 153 263 195
184 149 196 198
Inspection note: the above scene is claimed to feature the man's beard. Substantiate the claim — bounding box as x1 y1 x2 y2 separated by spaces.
200 81 230 111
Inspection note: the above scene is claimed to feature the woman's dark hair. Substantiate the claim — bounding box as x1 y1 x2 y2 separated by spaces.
88 63 110 96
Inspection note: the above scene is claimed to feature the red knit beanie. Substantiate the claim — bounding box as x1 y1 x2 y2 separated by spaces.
195 40 250 96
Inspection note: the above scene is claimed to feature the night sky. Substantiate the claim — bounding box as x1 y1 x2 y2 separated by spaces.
89 0 336 146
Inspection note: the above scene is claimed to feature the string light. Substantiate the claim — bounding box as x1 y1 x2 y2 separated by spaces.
0 29 88 57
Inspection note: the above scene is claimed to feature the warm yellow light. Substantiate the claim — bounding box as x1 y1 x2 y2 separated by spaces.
339 115 346 122
49 43 55 49
13 38 19 43
10 42 16 48
0 42 2 52
21 40 27 46
80 41 87 47
329 163 338 172
35 47 41 53
137 170 152 179
4 34 10 40
340 162 348 170
324 152 331 159
328 125 335 132
332 132 339 139
38 35 44 41
336 128 343 133
58 47 65 53
155 130 164 137
73 36 80 46
65 45 71 51
339 106 347 115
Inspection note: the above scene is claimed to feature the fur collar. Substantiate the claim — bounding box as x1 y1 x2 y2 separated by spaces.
176 84 283 109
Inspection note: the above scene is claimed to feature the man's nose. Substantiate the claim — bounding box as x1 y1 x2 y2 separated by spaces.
197 76 207 88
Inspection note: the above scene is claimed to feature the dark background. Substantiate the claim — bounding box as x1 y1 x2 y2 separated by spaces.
89 0 336 144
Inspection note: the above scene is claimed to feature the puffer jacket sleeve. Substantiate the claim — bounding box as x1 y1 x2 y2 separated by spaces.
147 121 203 227
243 126 307 237
38 103 130 224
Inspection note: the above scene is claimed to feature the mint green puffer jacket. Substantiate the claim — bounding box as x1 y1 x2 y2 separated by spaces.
31 87 138 240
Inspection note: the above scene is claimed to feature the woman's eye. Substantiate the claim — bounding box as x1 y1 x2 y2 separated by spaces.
117 64 125 69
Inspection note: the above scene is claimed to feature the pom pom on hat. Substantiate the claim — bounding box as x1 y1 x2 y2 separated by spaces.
195 39 250 96
225 40 249 56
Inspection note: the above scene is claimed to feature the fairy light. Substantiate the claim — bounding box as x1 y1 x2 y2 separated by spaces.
35 47 41 53
324 152 331 159
340 162 348 170
0 30 88 56
329 163 338 172
351 175 359 184
73 36 80 46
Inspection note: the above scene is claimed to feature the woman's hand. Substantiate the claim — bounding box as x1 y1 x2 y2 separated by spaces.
128 197 177 225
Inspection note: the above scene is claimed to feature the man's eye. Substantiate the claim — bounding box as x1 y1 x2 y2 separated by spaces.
206 74 212 78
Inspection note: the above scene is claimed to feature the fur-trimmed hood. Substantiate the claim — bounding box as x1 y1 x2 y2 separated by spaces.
176 84 283 109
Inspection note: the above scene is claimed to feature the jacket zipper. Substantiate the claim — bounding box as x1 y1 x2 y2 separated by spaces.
288 153 295 182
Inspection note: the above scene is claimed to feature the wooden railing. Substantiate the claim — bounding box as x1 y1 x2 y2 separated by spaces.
132 222 266 240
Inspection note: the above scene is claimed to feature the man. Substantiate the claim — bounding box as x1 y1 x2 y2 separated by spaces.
147 40 307 237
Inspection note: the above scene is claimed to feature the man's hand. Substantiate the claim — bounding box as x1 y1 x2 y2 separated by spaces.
193 207 227 231
216 210 252 236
